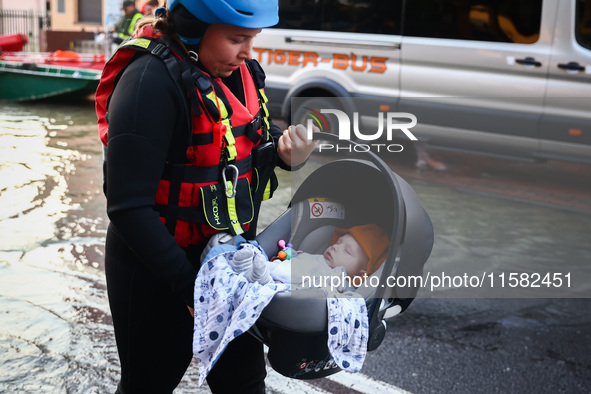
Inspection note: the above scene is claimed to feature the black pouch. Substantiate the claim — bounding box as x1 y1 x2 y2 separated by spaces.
253 141 275 168
200 178 254 232
252 141 279 200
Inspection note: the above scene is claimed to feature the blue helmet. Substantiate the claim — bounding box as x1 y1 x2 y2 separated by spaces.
168 0 278 29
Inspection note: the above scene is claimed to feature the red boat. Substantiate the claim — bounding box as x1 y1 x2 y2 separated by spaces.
0 33 28 51
0 34 105 71
1 34 104 101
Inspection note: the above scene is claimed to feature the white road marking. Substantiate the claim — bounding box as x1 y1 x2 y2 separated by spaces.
326 371 413 394
263 346 411 394
265 365 330 393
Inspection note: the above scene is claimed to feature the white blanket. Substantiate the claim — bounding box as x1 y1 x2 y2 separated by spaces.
193 243 368 386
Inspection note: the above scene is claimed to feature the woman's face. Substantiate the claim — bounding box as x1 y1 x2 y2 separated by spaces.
198 24 261 78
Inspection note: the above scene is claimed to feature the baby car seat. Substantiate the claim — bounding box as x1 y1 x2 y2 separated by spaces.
251 133 433 379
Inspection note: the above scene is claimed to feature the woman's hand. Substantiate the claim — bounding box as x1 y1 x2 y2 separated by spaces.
277 124 319 167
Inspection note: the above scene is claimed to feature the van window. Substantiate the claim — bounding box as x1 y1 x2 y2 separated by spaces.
576 0 591 50
276 0 402 35
403 0 542 44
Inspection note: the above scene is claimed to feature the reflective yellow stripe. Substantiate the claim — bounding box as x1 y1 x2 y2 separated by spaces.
225 145 237 160
259 88 269 103
263 179 272 201
205 91 228 118
258 89 271 140
123 38 152 49
259 90 270 119
205 90 238 160
226 181 244 234
252 168 260 191
223 121 237 160
223 120 235 145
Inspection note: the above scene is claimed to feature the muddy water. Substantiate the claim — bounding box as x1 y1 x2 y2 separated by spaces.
0 101 116 392
1 100 590 393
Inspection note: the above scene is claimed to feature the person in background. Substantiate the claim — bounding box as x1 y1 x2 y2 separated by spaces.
112 1 143 44
141 0 159 17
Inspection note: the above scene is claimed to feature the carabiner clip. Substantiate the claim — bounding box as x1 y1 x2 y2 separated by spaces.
222 164 239 198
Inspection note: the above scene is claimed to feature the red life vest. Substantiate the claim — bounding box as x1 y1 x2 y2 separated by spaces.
96 27 277 247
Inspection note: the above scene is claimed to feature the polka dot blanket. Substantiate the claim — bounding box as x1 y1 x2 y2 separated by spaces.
193 243 369 386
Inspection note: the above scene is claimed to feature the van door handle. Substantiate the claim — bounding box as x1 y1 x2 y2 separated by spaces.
515 57 542 67
557 61 585 72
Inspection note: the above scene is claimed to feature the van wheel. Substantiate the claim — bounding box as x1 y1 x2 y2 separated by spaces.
291 96 343 136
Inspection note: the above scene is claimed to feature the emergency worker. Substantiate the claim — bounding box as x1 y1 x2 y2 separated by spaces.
95 0 317 392
141 0 159 16
113 1 144 44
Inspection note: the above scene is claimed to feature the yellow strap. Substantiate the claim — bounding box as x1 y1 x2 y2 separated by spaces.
223 119 235 145
257 89 271 140
225 145 238 161
205 91 229 118
259 88 269 103
262 102 269 118
225 181 244 234
263 178 272 201
221 118 236 161
205 91 238 160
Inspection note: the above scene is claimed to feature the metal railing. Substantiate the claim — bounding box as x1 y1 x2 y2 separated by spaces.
0 9 50 52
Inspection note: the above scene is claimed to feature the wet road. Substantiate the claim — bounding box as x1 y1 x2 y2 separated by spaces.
1 101 590 393
361 144 591 393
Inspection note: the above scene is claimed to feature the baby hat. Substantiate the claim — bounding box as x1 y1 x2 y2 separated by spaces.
330 224 390 275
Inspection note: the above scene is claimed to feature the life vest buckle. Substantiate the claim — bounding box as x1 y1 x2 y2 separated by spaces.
222 164 239 198
194 71 212 93
250 115 262 131
151 43 169 58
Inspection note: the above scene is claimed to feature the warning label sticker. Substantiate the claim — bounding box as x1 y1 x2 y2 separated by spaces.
308 198 345 220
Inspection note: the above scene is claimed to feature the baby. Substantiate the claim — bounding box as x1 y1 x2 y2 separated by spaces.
230 224 390 290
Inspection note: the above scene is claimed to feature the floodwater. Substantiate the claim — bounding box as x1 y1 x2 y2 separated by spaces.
1 100 590 392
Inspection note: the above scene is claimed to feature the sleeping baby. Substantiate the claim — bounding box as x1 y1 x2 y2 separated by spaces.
230 224 390 291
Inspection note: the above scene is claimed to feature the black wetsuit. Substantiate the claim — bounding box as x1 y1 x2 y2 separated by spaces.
104 51 287 393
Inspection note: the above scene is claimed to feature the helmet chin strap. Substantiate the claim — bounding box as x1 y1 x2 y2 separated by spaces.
179 35 202 45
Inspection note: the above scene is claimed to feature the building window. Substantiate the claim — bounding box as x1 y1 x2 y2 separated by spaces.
78 0 102 24
57 0 65 14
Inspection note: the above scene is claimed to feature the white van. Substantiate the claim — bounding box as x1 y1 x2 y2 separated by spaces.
254 0 591 164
